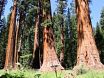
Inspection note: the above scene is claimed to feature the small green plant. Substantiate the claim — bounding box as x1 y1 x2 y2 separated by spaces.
77 65 88 75
1 72 25 78
41 19 52 27
0 69 36 78
34 73 41 78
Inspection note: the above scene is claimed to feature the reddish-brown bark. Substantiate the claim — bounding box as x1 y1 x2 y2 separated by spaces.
4 0 17 70
40 0 63 71
75 0 103 69
40 26 64 71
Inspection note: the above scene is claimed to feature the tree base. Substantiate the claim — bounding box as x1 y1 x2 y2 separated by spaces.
40 61 64 71
72 64 104 76
73 63 104 73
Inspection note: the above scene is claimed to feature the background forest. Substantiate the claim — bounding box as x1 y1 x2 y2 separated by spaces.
0 0 104 78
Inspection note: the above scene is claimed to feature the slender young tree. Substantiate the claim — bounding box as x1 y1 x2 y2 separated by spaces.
16 0 39 68
16 0 28 67
32 15 40 68
4 0 17 69
64 8 71 68
75 0 103 68
32 0 42 69
13 20 19 69
40 0 63 71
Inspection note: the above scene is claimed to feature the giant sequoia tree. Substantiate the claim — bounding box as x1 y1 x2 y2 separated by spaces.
40 0 63 71
75 0 103 68
4 0 17 69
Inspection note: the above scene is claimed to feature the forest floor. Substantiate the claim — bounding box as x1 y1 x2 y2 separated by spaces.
0 69 104 78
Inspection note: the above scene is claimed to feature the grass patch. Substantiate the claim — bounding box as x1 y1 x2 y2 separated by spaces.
0 69 36 78
0 69 104 78
0 69 65 78
40 71 65 78
77 70 104 78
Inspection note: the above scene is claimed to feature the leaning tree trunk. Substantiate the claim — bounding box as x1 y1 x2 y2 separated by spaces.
4 0 17 70
40 0 63 71
31 0 43 69
75 0 103 69
31 16 40 69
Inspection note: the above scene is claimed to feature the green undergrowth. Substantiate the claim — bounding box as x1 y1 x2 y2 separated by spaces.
0 69 104 78
76 70 104 78
0 69 65 78
0 69 36 78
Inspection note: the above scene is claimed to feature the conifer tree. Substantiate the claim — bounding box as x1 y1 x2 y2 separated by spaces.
57 0 67 66
75 0 103 68
40 0 63 71
95 8 104 64
4 0 17 69
32 0 42 69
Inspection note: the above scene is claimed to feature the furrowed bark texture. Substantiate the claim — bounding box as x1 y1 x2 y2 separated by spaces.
40 0 64 71
75 0 103 69
4 0 17 69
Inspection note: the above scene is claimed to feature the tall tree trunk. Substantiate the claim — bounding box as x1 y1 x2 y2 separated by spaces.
0 0 5 19
60 18 64 66
32 16 40 69
13 20 19 69
40 0 63 71
17 34 22 63
31 0 43 69
13 9 25 68
75 0 103 69
4 0 17 70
